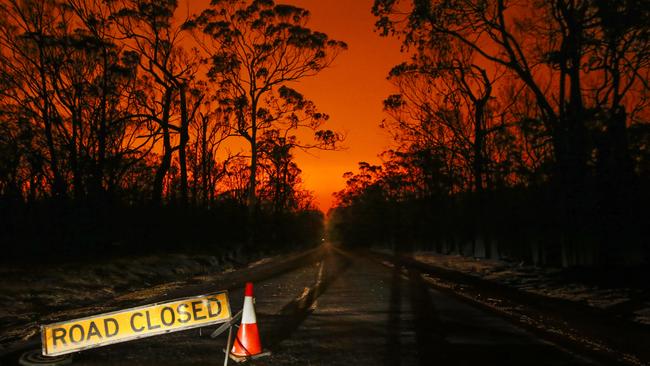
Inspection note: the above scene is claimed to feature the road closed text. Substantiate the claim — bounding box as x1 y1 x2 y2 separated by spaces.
41 291 231 356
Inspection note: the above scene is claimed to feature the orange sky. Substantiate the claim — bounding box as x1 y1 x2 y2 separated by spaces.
186 0 405 212
276 0 404 212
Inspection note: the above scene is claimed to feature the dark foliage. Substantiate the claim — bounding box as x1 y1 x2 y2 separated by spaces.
0 197 324 262
331 0 650 267
0 0 334 261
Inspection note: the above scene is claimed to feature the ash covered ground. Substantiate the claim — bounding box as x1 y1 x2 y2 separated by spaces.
396 251 650 326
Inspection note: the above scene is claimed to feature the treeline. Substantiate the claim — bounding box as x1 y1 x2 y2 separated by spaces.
330 0 650 267
0 0 345 259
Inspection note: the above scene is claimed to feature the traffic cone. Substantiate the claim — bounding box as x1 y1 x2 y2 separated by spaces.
231 282 263 357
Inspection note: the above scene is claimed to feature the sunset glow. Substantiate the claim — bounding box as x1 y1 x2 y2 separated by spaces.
187 0 404 212
282 0 403 211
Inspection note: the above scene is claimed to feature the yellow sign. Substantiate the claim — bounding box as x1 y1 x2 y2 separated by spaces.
41 291 231 356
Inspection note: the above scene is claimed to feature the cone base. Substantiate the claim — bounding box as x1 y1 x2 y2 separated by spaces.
231 323 262 357
227 350 272 363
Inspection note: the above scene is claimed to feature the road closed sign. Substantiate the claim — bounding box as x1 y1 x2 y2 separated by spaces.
41 291 231 356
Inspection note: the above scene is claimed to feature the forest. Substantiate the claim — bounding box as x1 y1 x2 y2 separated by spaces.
0 0 346 259
1 0 649 269
329 0 650 267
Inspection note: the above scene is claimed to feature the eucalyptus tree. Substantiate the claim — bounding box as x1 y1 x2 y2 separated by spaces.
112 0 202 205
373 0 650 265
257 130 302 214
188 97 234 207
55 0 148 203
0 0 69 197
0 0 141 201
384 50 506 257
384 56 498 194
187 0 346 220
374 1 574 185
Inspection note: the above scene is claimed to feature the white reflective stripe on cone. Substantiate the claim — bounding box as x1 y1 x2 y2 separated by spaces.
241 296 257 324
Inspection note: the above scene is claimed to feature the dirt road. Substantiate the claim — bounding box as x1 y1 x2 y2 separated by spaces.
2 245 603 365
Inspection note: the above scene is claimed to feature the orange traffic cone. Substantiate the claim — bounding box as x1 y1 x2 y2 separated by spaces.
231 282 263 357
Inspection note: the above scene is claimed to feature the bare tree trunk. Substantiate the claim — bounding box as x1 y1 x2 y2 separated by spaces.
564 75 588 264
94 48 108 203
178 84 189 207
38 44 66 198
471 67 491 259
201 116 209 207
68 99 83 200
152 88 173 205
246 98 259 246
248 138 258 212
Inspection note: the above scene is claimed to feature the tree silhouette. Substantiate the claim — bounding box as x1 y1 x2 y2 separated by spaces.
187 0 346 224
0 0 332 259
0 0 144 202
188 98 234 207
363 0 650 265
112 0 203 206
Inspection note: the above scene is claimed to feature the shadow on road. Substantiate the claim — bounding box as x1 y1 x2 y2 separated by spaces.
390 251 600 366
385 265 402 366
406 265 452 366
386 248 453 366
261 249 351 352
